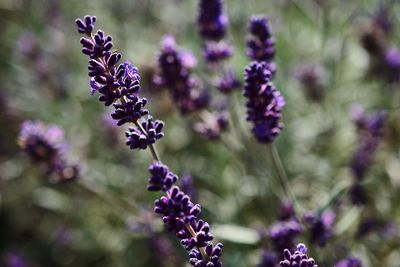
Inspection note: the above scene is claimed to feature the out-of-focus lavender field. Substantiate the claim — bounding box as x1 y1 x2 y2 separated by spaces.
1 0 400 266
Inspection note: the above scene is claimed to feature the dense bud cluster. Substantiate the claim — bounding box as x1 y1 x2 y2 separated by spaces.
279 244 317 267
244 62 285 143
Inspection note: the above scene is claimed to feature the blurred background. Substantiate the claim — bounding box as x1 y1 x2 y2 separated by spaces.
1 0 400 266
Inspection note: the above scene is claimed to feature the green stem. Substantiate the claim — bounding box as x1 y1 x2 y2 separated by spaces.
77 178 138 217
269 144 301 212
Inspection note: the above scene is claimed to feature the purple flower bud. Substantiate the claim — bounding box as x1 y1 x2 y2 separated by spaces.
125 117 164 150
247 16 276 64
75 15 96 35
112 96 149 126
279 243 317 267
148 161 177 192
154 186 201 232
189 243 223 267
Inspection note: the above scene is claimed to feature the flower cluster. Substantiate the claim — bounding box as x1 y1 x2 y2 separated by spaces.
247 16 276 74
349 104 386 204
149 161 223 266
77 16 222 267
17 120 79 183
197 0 227 42
303 210 335 247
279 243 317 267
360 9 400 83
154 35 209 114
76 15 164 150
243 62 285 143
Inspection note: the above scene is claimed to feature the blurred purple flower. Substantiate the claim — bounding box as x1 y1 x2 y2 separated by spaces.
258 250 278 267
155 35 209 114
335 257 362 267
269 219 302 253
350 104 386 180
18 120 79 183
294 63 327 102
216 70 241 94
303 210 335 247
203 41 233 63
197 0 227 42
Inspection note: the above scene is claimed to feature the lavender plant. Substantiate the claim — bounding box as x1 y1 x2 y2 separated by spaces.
76 15 223 267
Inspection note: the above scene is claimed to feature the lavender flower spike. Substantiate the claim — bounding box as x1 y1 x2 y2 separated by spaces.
244 61 285 143
197 0 228 41
247 15 276 74
280 243 317 267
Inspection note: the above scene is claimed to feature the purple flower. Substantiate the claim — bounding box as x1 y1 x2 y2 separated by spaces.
203 41 233 63
247 16 276 66
112 95 149 126
197 0 227 41
155 35 209 114
194 111 229 140
17 120 79 183
335 257 363 267
384 47 400 82
216 70 241 94
303 210 335 247
279 243 317 267
148 161 178 192
269 220 302 253
177 219 214 250
18 120 65 163
150 166 222 266
76 15 96 36
350 104 386 180
154 186 201 232
258 250 278 267
189 243 223 267
294 63 327 102
244 62 285 143
125 117 164 150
